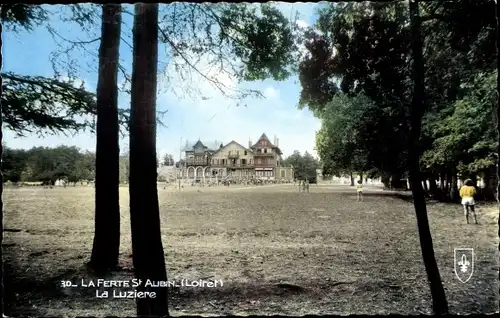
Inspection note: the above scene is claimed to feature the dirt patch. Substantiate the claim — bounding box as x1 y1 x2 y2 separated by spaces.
3 185 499 316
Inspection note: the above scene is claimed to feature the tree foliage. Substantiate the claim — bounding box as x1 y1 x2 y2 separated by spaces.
314 94 372 177
3 3 302 137
161 153 175 166
2 145 96 183
1 4 129 137
282 150 319 181
2 72 129 137
298 1 497 195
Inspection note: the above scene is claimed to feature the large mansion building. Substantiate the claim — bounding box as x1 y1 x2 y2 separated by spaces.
180 133 294 181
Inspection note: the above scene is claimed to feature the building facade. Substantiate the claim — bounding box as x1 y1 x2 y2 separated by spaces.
250 133 282 179
180 133 293 182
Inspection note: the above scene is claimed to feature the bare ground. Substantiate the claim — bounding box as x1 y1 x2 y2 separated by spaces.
2 183 499 316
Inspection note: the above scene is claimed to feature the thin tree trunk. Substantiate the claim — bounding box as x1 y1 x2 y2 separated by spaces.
390 172 403 189
429 176 438 197
89 4 122 272
408 1 448 314
129 3 168 316
481 166 498 200
422 173 429 193
471 172 478 187
449 169 458 202
350 172 354 186
496 0 500 266
381 173 391 188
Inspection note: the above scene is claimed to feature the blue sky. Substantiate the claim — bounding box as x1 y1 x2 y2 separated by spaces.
3 3 323 160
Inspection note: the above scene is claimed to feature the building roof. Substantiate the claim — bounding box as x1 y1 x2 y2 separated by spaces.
250 133 282 155
212 140 252 156
182 140 222 152
182 134 282 155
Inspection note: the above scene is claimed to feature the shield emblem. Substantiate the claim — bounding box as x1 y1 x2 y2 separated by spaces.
454 248 474 283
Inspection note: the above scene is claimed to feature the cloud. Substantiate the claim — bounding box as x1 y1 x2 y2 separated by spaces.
4 3 321 161
263 87 280 99
296 19 309 29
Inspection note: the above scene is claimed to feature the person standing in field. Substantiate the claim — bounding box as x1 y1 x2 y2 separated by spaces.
356 179 363 202
305 179 310 193
460 179 478 224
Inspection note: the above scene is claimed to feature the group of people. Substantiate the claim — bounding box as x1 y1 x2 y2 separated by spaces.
297 179 310 193
353 178 478 224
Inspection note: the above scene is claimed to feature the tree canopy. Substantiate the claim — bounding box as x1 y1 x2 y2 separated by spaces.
2 145 96 183
297 1 497 195
282 150 319 181
2 3 302 136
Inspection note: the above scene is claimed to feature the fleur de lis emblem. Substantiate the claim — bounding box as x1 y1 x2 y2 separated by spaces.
458 254 470 273
454 248 474 283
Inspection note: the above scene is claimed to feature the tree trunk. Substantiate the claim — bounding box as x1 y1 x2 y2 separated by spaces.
439 171 445 190
350 172 354 186
449 169 458 202
390 172 403 189
422 174 429 193
429 176 438 197
470 172 478 187
408 1 448 314
496 0 500 261
482 166 497 200
381 173 391 189
89 4 122 273
129 4 168 316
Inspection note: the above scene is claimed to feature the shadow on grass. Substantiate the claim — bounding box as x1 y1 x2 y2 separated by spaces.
3 261 75 316
2 259 133 316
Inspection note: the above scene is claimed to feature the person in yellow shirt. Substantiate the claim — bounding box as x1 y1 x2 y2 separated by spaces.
356 179 363 202
459 179 478 224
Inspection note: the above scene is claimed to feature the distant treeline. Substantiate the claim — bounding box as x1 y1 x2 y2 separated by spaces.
2 145 321 185
2 145 132 184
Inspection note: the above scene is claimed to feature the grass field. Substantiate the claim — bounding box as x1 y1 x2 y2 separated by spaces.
3 183 499 316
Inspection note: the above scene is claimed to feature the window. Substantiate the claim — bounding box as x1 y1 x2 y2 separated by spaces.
237 151 239 155
244 150 247 155
264 148 267 153
242 159 247 165
281 170 285 178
